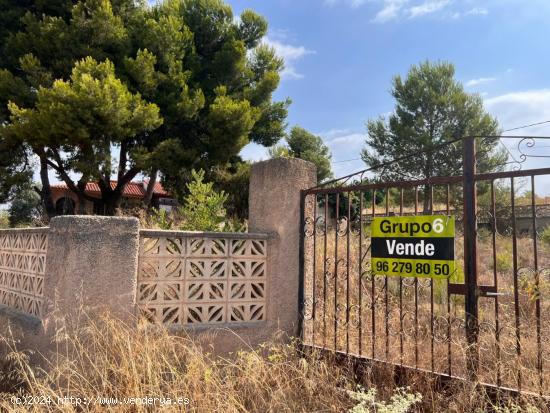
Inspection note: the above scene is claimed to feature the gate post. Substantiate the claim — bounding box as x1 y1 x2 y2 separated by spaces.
249 158 317 339
463 136 479 379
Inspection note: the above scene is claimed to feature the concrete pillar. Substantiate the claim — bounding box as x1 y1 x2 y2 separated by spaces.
249 158 316 338
42 216 140 331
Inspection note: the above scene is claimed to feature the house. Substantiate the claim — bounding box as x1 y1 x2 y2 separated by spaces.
50 180 177 215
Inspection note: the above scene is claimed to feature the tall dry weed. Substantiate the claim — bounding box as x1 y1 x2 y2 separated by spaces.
0 314 546 412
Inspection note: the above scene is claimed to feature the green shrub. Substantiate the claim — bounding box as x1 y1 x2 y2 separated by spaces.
179 169 228 232
494 251 512 272
0 210 8 229
541 226 550 246
223 216 247 233
150 208 173 230
8 186 43 227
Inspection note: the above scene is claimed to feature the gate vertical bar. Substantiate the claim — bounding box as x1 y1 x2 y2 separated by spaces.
463 136 479 379
510 178 522 391
531 176 543 394
298 190 306 341
312 195 317 345
490 180 501 387
323 194 328 349
334 193 340 351
414 186 419 369
358 190 363 356
446 183 452 376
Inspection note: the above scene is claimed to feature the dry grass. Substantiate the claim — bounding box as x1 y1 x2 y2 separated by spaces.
0 315 358 412
0 314 546 412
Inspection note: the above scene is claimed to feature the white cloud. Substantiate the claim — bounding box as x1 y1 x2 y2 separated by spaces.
485 89 550 135
367 0 489 23
408 0 451 18
328 0 411 23
328 133 365 146
484 89 550 194
325 0 368 8
370 0 407 22
451 6 489 19
240 142 269 163
319 130 367 177
239 129 368 178
465 77 496 87
264 38 311 61
268 28 292 41
317 128 353 139
263 37 314 80
466 7 488 16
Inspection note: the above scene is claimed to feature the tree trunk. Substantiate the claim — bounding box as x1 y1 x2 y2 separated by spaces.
104 191 123 216
98 180 117 216
76 180 88 214
423 152 433 214
422 185 432 214
38 155 56 219
143 168 158 208
98 168 140 216
46 150 97 212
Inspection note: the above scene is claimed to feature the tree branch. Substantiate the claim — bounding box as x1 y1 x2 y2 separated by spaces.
46 152 96 202
143 168 158 207
118 166 140 190
118 140 128 183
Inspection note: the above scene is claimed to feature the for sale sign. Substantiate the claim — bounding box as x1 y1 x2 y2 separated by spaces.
371 215 455 279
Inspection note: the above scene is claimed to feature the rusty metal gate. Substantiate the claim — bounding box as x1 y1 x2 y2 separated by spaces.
299 136 550 396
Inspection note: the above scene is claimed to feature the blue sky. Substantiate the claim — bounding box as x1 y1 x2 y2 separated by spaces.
231 0 550 179
22 0 550 201
3 1 550 211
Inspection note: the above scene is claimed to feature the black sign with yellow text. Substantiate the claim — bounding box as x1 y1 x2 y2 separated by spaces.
371 215 455 279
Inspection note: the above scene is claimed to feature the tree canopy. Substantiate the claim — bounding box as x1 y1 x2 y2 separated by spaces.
0 0 289 215
269 126 333 183
6 57 162 214
362 61 506 183
8 184 43 227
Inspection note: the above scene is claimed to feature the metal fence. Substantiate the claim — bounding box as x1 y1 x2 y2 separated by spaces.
299 136 550 396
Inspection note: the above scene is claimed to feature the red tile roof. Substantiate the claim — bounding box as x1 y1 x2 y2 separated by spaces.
50 180 170 199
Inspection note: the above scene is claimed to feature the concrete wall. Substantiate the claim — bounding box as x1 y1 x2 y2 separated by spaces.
0 158 317 355
0 228 48 318
249 158 317 338
42 216 139 328
136 230 269 325
187 158 317 352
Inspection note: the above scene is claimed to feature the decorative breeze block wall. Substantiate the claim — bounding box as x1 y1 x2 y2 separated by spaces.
0 229 48 318
137 230 268 326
